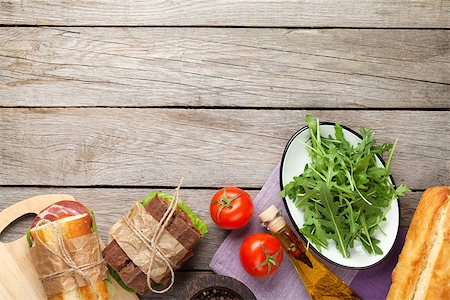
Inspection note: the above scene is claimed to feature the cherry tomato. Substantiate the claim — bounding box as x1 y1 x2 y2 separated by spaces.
240 233 283 278
210 186 253 230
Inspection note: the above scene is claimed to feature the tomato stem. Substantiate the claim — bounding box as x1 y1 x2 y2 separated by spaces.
214 187 241 220
254 244 281 275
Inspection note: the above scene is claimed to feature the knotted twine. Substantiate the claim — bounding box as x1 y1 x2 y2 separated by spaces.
121 178 184 294
34 218 104 299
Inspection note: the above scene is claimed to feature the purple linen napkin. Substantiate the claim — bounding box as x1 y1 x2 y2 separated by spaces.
210 164 406 300
350 230 406 300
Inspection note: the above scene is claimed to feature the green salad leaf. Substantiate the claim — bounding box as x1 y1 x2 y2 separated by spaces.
141 191 208 236
281 115 410 257
88 208 97 232
104 277 116 298
26 228 33 247
107 265 136 294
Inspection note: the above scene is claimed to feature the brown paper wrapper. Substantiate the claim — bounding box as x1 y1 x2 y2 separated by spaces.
109 202 189 283
30 231 107 297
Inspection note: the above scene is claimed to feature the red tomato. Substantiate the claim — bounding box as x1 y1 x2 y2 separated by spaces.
210 186 253 229
240 233 283 278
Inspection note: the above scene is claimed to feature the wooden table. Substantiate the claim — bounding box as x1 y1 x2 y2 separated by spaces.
0 1 449 299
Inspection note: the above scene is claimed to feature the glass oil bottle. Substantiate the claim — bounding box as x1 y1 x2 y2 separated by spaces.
259 205 360 300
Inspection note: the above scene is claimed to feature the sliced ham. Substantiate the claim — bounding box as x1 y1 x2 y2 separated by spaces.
31 200 92 228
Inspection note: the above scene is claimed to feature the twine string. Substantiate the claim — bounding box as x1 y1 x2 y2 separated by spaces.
121 178 184 294
34 219 101 299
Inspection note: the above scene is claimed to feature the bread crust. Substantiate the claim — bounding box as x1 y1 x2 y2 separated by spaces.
48 280 109 300
30 214 93 244
387 186 450 300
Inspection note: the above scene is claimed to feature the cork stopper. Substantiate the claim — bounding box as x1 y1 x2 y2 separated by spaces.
259 205 286 233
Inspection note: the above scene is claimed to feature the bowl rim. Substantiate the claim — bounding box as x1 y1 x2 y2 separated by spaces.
280 121 401 270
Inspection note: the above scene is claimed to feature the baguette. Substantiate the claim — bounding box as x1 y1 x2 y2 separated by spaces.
387 186 450 300
29 203 108 300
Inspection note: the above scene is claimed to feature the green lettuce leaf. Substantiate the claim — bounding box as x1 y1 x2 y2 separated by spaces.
107 265 136 294
88 208 97 232
26 228 32 247
104 278 115 298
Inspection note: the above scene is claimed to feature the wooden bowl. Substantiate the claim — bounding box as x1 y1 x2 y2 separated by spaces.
180 275 256 300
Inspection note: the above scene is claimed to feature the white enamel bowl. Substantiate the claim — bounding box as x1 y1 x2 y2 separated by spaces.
280 123 399 269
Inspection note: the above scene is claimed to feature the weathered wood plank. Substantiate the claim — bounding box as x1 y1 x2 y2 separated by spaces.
0 1 448 27
0 187 425 271
0 109 448 189
0 27 449 108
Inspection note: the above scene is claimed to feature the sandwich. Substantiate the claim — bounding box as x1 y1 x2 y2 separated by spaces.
387 186 449 299
27 200 109 300
102 191 208 295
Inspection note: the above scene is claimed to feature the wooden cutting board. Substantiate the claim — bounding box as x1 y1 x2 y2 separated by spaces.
0 194 138 300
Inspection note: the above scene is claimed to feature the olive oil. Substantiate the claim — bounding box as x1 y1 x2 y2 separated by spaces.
259 205 360 300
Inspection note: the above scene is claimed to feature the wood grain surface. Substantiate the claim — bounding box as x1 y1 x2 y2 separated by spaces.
0 0 448 28
1 0 449 297
0 108 448 189
0 188 425 271
0 27 448 108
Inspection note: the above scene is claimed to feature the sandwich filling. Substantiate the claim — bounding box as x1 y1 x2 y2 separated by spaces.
27 200 97 247
27 200 108 299
31 200 93 228
103 193 207 295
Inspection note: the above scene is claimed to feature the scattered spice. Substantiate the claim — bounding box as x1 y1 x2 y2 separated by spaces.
193 288 241 300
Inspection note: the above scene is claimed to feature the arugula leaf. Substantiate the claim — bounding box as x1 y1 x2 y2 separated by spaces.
281 115 410 257
300 227 327 251
343 197 359 235
396 184 411 197
318 183 349 257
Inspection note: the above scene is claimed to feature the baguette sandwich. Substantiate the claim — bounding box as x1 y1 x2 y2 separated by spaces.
387 186 449 300
103 192 207 295
27 200 109 300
